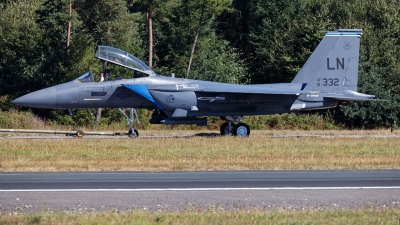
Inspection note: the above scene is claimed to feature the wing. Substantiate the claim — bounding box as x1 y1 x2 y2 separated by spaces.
122 83 306 111
143 83 306 95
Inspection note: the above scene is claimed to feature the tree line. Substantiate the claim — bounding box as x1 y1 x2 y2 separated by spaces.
1 0 399 128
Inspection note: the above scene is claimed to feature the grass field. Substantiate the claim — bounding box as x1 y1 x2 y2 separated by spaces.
1 208 399 225
1 129 399 224
0 130 398 171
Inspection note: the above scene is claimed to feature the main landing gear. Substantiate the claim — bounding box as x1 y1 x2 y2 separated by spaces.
119 108 140 138
220 116 250 137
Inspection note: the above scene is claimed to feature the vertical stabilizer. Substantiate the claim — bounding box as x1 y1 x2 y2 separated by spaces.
292 29 362 92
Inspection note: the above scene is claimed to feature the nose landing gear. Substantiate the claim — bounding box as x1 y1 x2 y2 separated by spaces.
119 108 140 138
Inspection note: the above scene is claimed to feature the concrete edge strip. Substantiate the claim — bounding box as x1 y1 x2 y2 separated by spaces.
1 186 400 192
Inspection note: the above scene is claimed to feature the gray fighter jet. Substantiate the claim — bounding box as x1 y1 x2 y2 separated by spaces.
12 29 378 137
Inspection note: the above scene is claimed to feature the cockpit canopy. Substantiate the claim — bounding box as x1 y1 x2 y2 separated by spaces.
95 45 156 76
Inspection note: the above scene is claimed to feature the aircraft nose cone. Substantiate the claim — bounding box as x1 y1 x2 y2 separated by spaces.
12 87 57 108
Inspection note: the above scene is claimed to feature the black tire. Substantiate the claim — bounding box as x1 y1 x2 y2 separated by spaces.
76 130 84 138
128 129 139 138
233 123 250 137
220 122 234 136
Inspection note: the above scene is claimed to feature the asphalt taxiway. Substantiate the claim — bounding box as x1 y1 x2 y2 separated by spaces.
1 170 399 213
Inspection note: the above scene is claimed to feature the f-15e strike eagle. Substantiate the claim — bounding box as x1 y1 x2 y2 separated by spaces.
13 29 378 137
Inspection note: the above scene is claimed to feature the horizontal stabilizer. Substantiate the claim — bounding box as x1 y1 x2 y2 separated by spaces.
325 96 388 102
325 90 387 102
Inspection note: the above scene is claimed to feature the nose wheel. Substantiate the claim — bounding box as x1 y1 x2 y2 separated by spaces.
128 128 139 138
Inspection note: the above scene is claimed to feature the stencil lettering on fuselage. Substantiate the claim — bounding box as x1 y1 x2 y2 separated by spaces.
176 84 199 90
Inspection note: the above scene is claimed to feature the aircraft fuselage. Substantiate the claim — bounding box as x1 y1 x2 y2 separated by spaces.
16 75 307 117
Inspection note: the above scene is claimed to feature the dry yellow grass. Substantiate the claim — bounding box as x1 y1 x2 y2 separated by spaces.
1 208 400 225
0 130 399 172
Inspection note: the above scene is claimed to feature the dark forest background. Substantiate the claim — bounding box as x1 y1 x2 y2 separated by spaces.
1 0 399 129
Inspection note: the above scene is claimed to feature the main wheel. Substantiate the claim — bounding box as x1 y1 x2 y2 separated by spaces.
220 122 234 136
128 129 139 138
233 123 250 137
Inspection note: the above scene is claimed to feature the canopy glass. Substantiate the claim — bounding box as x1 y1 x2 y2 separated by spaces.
95 45 156 76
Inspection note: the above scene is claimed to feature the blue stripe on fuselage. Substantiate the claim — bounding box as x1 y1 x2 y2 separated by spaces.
123 84 164 110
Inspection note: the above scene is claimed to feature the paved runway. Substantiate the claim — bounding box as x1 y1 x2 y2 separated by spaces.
1 170 400 213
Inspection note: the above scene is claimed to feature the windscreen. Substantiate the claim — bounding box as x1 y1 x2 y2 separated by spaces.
73 71 95 83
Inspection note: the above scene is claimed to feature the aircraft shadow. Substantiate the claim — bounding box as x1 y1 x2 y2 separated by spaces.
192 132 221 138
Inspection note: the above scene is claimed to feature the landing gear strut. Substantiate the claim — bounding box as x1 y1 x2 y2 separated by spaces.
119 108 140 138
220 122 234 136
220 116 250 137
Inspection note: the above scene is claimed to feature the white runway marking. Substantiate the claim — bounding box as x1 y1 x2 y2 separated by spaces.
2 186 400 192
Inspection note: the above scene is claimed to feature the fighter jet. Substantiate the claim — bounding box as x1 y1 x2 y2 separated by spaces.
12 29 378 137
